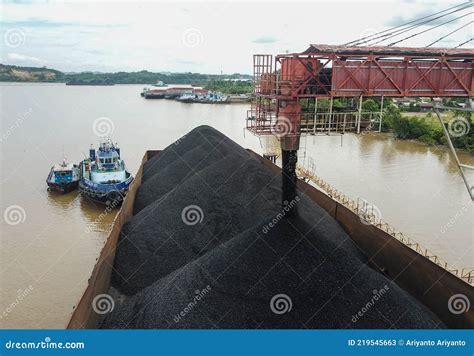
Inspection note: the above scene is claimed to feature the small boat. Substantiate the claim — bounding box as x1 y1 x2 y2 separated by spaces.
140 87 150 97
140 81 167 97
79 140 133 205
46 159 80 193
196 91 228 104
176 92 197 103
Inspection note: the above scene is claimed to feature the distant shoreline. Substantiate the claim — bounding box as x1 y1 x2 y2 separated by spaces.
0 81 152 85
0 63 252 85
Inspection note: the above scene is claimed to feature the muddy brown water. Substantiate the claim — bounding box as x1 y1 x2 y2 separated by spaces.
1 83 472 328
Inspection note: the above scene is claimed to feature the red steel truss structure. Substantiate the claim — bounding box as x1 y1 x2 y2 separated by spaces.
249 44 474 210
257 44 474 98
248 44 474 141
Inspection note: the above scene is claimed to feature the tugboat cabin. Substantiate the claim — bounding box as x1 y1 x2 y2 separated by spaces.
90 142 126 184
50 162 76 183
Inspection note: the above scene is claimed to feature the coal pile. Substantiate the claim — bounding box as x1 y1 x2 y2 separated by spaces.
102 125 442 329
112 155 281 295
135 127 249 214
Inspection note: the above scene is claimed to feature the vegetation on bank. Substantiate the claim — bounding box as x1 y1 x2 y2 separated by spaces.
380 103 474 153
205 80 253 94
0 64 251 85
300 97 383 112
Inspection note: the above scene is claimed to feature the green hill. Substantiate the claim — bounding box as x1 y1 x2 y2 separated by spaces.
0 64 251 86
0 64 63 82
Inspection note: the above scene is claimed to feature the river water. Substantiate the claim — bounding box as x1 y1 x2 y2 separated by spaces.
1 83 472 328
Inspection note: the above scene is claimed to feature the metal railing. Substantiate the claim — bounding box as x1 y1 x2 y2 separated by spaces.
246 109 382 136
296 164 474 286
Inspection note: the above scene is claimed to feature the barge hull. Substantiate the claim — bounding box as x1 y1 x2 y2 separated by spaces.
67 150 474 329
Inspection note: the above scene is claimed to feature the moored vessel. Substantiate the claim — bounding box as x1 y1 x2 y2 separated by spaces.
79 140 133 204
140 81 166 97
176 91 197 103
46 159 80 194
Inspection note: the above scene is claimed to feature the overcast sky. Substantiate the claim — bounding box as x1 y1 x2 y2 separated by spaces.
0 0 472 74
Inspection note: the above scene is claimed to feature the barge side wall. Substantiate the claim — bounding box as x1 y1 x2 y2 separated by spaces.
66 150 160 329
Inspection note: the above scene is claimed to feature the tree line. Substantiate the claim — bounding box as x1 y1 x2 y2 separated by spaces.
0 64 252 85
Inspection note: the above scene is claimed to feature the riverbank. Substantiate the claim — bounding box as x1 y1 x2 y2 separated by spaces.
371 130 474 156
0 64 252 86
382 106 474 153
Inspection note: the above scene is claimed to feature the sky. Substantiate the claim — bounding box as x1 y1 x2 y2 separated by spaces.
0 0 472 74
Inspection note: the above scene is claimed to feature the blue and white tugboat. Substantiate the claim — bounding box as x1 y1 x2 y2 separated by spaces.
79 140 133 204
46 159 80 193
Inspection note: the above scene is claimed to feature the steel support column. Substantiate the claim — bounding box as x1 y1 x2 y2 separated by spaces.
357 96 363 134
379 96 384 132
282 149 298 216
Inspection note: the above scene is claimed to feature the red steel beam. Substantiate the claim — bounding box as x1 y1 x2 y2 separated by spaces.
268 44 474 98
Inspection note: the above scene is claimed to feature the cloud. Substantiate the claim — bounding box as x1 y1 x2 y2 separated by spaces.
2 0 49 4
82 49 106 55
175 59 200 66
7 52 42 63
0 1 469 73
252 36 278 44
0 18 128 29
385 7 469 27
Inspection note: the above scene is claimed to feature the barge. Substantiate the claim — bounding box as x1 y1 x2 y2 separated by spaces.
143 84 205 99
66 80 114 86
67 129 473 329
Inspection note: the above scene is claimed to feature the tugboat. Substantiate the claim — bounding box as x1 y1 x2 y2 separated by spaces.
46 159 80 193
79 140 133 205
